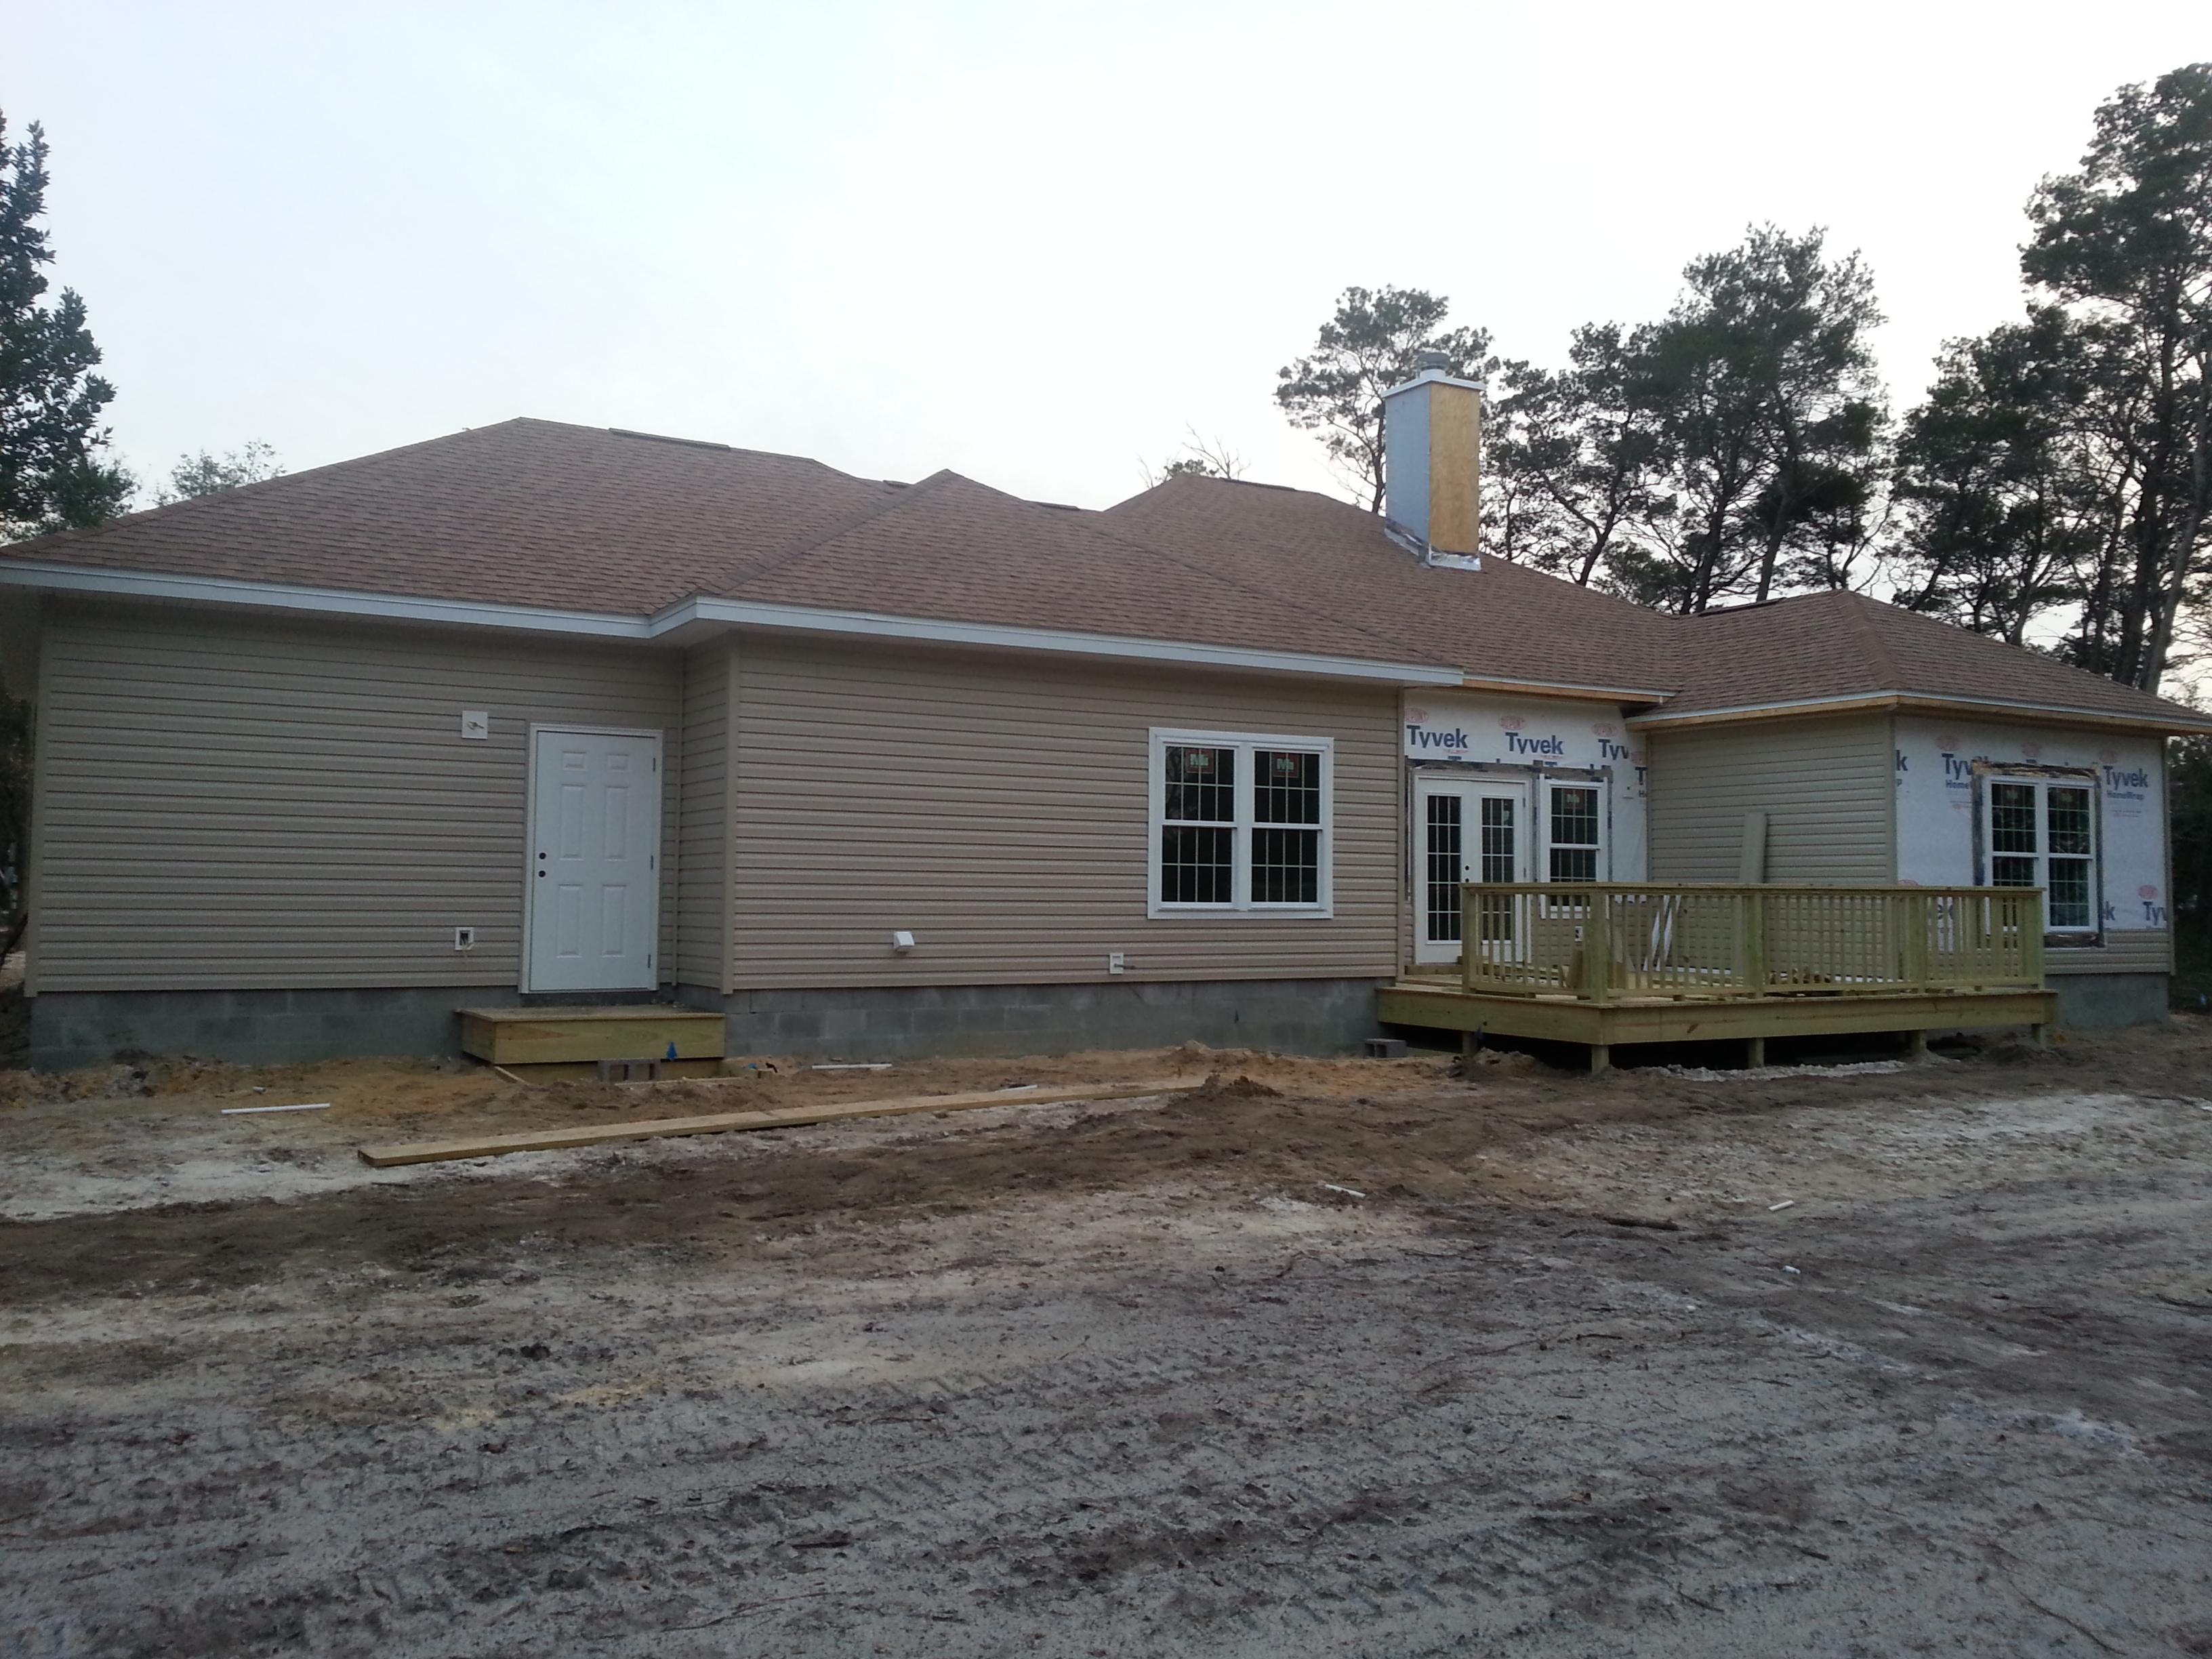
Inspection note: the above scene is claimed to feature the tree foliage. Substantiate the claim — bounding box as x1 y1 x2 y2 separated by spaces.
154 440 283 505
0 112 129 542
1481 226 1887 613
1139 430 1244 488
1891 308 2100 643
1275 287 1490 512
1887 64 2211 696
1485 323 1673 586
2021 60 2212 691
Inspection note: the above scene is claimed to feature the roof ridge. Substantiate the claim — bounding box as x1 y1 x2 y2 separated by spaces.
1071 504 1460 670
1837 590 1906 687
723 464 1458 670
0 418 548 559
695 470 953 598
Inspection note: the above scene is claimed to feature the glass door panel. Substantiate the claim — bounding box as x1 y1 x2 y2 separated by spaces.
1412 779 1527 965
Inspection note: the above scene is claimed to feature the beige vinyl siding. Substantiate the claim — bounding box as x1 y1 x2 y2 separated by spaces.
1645 715 1895 884
2049 931 2171 975
32 601 680 994
728 638 1399 985
675 639 734 989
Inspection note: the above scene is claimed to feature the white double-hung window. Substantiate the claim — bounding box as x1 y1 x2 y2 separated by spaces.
1149 729 1334 916
1543 779 1606 883
1981 775 2097 933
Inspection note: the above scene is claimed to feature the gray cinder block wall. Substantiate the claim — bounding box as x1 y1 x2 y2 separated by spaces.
681 978 1388 1060
26 977 1387 1069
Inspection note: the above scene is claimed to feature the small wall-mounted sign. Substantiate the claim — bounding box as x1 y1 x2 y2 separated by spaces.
460 710 490 740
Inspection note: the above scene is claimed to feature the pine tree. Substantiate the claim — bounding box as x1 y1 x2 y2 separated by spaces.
1 112 131 542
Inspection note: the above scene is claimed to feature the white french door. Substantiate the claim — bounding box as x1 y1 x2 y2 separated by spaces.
1413 777 1528 965
525 726 662 992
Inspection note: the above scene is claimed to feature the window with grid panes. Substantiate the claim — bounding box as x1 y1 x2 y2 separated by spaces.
1547 783 1602 882
1158 744 1235 904
1151 731 1332 914
1984 776 2097 931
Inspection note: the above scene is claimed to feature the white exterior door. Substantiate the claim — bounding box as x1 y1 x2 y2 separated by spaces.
527 727 661 992
1413 777 1528 965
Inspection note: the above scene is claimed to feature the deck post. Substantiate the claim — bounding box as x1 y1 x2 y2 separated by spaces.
1906 1028 1929 1059
1901 891 1931 993
1460 886 1478 993
2023 890 2047 989
1589 1042 1611 1076
1582 893 1613 1006
1739 889 1767 995
1745 1036 1765 1069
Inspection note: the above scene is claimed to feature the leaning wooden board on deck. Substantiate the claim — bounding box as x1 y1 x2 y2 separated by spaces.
356 1077 1205 1167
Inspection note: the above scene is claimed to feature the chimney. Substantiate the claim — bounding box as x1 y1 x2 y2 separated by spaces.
1381 349 1485 555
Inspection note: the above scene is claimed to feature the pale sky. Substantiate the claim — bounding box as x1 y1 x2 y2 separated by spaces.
5 1 2207 510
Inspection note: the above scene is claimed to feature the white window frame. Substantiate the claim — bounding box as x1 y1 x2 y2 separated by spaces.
1540 776 1609 885
1978 773 2099 934
1148 728 1335 918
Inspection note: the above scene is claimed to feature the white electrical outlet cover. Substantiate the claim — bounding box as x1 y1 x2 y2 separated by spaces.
460 710 490 740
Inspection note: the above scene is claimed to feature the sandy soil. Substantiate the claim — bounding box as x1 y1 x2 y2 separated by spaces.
2 1025 2210 1656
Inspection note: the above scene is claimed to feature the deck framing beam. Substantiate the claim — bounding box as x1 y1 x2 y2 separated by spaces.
1377 985 2057 1052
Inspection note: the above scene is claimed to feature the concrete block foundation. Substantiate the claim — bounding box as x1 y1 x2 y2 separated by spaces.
26 977 1387 1069
26 985 661 1071
2049 972 2169 1030
681 978 1389 1060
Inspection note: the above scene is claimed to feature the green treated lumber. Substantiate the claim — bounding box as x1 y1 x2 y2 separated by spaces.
358 1077 1205 1168
1378 984 2057 1046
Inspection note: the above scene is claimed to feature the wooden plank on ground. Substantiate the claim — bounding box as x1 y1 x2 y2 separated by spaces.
358 1076 1206 1168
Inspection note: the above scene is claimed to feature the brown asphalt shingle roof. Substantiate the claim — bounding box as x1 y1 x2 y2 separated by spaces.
1658 590 2203 725
5 419 905 615
1103 476 1678 694
1111 476 2207 729
5 417 2203 729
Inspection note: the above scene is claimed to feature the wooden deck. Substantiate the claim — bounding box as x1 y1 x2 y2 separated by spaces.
1388 880 2057 1070
1377 980 2055 1071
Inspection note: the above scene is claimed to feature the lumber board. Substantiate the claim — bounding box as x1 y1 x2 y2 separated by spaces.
1378 983 2055 1045
459 1008 725 1065
358 1076 1205 1168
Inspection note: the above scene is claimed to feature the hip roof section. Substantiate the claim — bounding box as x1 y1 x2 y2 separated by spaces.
3 417 2204 730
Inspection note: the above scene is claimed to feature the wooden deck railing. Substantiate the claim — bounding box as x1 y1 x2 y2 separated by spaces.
1458 883 2046 1001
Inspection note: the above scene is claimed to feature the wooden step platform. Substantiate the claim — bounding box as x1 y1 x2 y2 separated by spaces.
459 1006 726 1078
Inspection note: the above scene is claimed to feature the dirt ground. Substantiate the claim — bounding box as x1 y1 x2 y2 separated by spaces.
3 1024 2210 1656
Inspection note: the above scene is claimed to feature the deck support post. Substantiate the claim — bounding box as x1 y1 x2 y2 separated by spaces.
2028 1022 2049 1048
1906 1028 1929 1059
1589 1042 1611 1076
1745 1036 1765 1069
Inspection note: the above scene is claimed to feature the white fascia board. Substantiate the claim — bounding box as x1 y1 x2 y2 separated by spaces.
1455 673 1677 702
0 560 653 639
0 558 1464 686
1627 687 2212 733
677 596 1465 684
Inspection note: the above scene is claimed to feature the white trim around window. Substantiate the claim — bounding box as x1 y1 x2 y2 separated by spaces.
1540 776 1609 884
1978 773 2100 933
1148 728 1335 918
